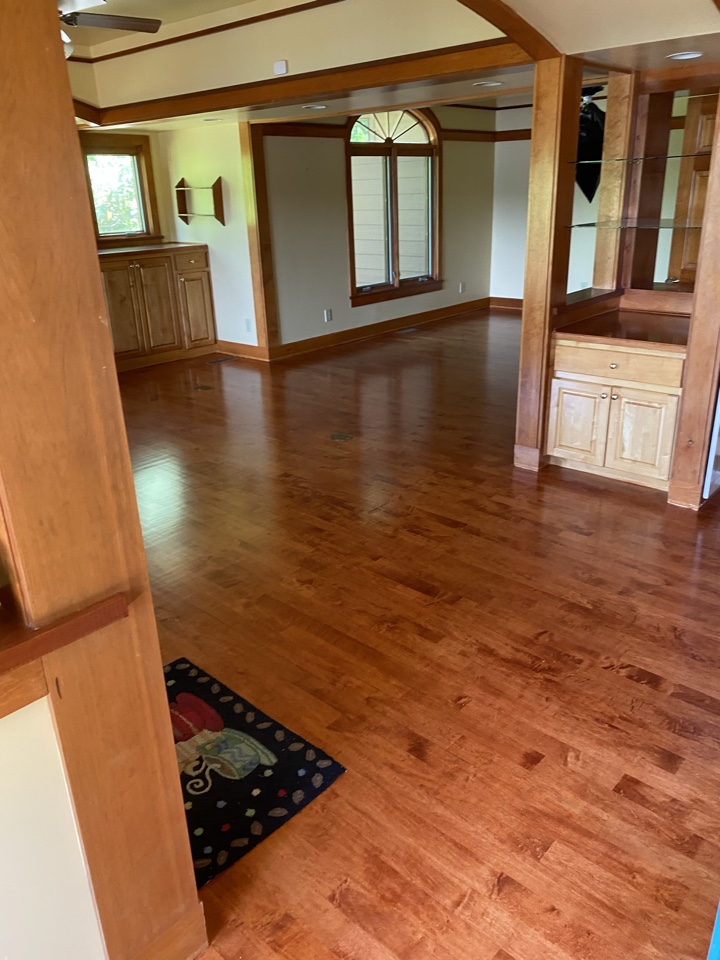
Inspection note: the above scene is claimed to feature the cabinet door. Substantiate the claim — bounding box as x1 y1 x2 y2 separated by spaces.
605 387 679 480
546 378 611 465
135 257 183 354
177 271 217 348
100 261 145 360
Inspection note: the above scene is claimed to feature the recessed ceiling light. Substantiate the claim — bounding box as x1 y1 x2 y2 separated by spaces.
666 51 703 60
302 104 327 110
473 80 503 87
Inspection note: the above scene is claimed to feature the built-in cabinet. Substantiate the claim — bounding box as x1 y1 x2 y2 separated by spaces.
99 243 217 371
546 334 685 489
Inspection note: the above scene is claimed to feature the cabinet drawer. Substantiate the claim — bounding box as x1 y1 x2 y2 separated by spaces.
175 250 208 272
554 343 683 388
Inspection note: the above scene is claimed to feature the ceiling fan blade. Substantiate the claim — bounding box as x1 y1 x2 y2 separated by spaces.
60 12 162 33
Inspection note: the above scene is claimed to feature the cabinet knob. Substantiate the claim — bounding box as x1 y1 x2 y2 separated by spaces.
189 259 195 263
180 277 185 282
611 394 618 400
601 393 608 399
609 362 617 369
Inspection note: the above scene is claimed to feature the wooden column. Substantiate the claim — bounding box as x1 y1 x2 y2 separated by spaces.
668 95 720 510
514 56 583 470
239 122 280 353
593 73 637 290
0 2 206 958
620 92 674 289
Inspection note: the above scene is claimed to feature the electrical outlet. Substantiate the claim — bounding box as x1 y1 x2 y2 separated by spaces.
323 309 333 323
458 281 466 294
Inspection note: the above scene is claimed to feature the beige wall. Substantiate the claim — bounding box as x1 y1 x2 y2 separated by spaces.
68 0 502 108
264 134 494 344
151 124 258 345
0 699 107 960
490 106 532 299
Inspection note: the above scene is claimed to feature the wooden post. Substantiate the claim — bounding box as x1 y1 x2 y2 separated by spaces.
668 95 720 510
239 122 280 352
593 73 637 290
0 2 206 958
514 56 583 470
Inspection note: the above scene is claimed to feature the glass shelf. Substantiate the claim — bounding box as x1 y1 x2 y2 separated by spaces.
573 152 710 164
571 219 703 230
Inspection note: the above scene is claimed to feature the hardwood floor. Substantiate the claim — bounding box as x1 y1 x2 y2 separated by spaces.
119 313 720 960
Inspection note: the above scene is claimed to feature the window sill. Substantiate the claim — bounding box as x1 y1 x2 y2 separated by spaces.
350 278 443 308
96 234 164 250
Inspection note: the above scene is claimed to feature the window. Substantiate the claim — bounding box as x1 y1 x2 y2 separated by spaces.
78 132 161 247
348 110 441 306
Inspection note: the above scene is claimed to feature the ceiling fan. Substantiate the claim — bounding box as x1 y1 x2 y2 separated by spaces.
59 1 161 39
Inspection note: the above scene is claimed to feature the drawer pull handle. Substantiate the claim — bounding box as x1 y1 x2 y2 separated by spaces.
189 259 195 263
180 278 185 282
609 362 618 369
601 393 608 399
611 394 618 400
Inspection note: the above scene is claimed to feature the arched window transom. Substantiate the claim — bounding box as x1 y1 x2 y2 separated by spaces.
347 110 441 304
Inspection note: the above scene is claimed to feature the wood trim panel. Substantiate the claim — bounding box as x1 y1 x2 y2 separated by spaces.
514 56 584 469
0 593 128 676
619 289 693 315
68 0 346 65
494 128 532 141
593 73 636 290
639 62 720 95
239 123 280 349
455 0 560 60
442 129 495 142
218 299 490 361
95 41 531 125
0 660 47 721
260 122 349 137
73 98 102 124
490 296 523 311
351 279 444 308
669 94 720 506
216 341 272 362
4 5 206 959
131 904 207 960
116 343 217 372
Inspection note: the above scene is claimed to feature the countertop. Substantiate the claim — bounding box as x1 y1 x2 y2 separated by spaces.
555 310 689 349
98 241 206 257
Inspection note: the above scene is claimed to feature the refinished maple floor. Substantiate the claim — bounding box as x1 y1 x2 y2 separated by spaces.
119 314 720 960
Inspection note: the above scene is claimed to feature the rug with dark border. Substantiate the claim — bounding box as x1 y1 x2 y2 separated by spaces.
164 657 345 887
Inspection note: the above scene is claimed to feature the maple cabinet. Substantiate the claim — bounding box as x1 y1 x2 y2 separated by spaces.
99 243 217 371
546 331 685 490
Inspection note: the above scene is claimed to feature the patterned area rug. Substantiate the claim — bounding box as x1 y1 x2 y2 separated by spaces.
164 657 345 887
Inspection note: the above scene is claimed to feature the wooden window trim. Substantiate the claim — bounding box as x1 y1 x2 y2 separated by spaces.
78 131 162 249
346 110 442 308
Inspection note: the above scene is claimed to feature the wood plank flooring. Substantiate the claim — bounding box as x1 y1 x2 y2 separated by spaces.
119 314 720 960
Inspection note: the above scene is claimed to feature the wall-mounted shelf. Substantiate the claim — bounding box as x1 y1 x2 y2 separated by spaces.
175 177 225 225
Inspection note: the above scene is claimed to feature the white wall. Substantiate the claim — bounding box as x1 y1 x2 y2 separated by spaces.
153 124 258 345
0 698 107 960
655 127 685 283
264 135 494 344
490 106 533 300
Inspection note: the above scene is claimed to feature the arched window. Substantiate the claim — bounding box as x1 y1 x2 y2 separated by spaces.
348 110 441 306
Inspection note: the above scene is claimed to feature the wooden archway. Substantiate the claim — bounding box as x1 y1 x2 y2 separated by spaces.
456 0 560 60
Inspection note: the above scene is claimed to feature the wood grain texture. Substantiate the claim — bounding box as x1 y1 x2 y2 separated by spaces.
3 3 205 957
455 0 560 59
96 41 531 125
132 903 207 960
0 660 47 721
619 289 694 315
593 74 637 290
0 593 127 676
669 94 720 506
118 311 720 960
514 56 583 468
239 123 279 350
639 62 720 95
68 0 347 65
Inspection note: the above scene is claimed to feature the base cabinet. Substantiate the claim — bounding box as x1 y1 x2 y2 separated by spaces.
547 379 611 466
99 245 217 370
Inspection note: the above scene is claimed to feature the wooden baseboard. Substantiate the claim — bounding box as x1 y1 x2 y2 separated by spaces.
513 444 544 471
549 456 669 492
667 479 703 510
132 904 207 960
216 341 271 362
218 299 491 363
115 345 217 373
490 297 523 312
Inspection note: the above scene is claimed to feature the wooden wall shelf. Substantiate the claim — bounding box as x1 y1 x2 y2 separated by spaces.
175 177 225 225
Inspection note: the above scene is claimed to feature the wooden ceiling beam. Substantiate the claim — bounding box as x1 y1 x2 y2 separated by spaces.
455 0 560 60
